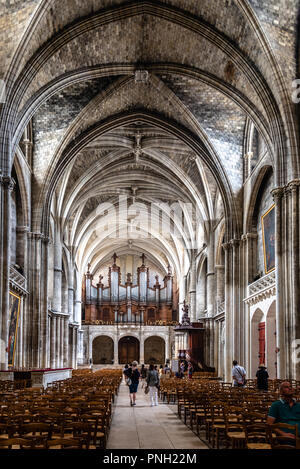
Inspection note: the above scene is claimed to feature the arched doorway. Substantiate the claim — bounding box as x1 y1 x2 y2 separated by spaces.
144 336 165 364
251 308 264 377
92 336 114 364
266 300 276 378
118 336 140 364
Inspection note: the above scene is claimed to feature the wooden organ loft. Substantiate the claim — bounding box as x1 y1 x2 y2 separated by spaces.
82 254 178 325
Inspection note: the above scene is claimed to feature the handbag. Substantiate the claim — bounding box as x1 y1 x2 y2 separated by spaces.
126 377 132 386
144 385 149 394
236 366 246 385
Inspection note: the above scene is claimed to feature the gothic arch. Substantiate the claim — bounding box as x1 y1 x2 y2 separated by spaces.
92 335 114 364
144 336 165 364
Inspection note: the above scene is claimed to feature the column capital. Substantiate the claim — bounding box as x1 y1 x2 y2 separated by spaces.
27 231 44 241
229 238 241 248
271 187 284 202
0 176 16 191
222 242 231 251
241 232 258 241
287 179 300 193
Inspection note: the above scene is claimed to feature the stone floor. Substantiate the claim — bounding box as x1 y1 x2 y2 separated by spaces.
107 381 209 450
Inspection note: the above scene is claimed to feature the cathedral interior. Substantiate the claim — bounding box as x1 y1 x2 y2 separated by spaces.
1 0 300 388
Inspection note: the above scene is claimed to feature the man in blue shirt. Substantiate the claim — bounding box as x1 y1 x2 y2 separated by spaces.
267 381 300 443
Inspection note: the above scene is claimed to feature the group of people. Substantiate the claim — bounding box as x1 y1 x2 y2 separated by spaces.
232 360 269 390
123 362 171 407
175 361 194 379
232 360 300 446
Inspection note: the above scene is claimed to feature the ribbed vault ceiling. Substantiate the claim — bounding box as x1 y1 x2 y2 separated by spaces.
1 0 298 281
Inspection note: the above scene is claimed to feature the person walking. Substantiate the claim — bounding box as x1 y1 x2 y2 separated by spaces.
146 364 159 406
128 361 140 407
232 360 246 387
140 364 147 388
123 364 129 383
256 364 269 391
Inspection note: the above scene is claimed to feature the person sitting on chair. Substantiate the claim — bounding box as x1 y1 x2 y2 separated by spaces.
267 381 300 446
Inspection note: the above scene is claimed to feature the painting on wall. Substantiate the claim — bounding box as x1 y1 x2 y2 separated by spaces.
262 204 275 274
7 291 21 366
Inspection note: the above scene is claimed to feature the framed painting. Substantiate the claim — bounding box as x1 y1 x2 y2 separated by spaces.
7 291 21 367
261 204 275 274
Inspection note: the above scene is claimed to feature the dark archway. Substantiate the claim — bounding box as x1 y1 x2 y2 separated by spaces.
92 335 114 364
118 336 140 364
144 336 165 365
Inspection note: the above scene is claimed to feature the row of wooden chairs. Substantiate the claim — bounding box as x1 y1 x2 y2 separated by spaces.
0 369 122 449
172 378 300 449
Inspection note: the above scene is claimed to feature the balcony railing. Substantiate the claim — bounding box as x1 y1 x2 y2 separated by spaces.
9 265 28 295
244 270 276 306
248 270 276 296
82 319 179 327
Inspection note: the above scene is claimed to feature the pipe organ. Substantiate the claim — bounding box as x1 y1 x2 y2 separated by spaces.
83 254 176 324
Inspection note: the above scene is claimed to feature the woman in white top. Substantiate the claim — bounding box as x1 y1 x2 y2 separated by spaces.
146 364 159 406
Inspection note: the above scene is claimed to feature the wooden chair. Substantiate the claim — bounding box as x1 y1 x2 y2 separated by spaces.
46 438 83 449
210 401 226 448
244 423 271 449
268 423 299 449
19 423 53 448
0 438 34 449
223 406 245 449
80 413 106 448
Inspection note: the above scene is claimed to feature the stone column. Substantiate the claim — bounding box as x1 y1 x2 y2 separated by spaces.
63 315 69 368
74 327 78 369
56 315 61 368
139 339 144 365
50 314 56 369
244 152 252 180
88 328 93 365
60 314 64 368
40 235 50 368
165 332 170 363
114 333 119 365
0 177 15 369
27 232 44 368
271 187 286 379
223 242 232 382
215 265 225 307
68 259 74 321
71 326 76 369
189 251 197 323
77 329 83 366
206 237 215 318
289 181 300 379
241 232 257 374
182 275 187 302
52 229 62 314
230 239 241 363
16 226 29 368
